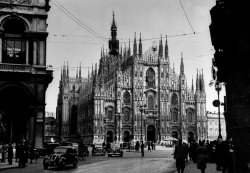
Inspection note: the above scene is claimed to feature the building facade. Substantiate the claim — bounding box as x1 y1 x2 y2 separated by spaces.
206 111 226 141
44 112 57 142
56 63 87 142
75 14 207 144
0 0 52 148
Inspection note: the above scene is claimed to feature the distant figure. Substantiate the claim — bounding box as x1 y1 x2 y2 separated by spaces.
29 144 34 164
34 149 39 164
174 139 187 173
196 140 209 173
7 143 13 165
141 141 144 157
147 141 151 152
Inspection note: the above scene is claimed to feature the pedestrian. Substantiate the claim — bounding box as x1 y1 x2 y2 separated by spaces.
148 141 151 152
188 143 192 161
29 144 34 164
183 142 188 162
221 140 230 173
196 140 209 173
151 141 154 150
18 142 25 168
15 143 20 162
135 141 139 152
216 138 223 171
34 149 39 164
1 143 6 162
7 143 13 165
174 139 187 173
141 141 144 157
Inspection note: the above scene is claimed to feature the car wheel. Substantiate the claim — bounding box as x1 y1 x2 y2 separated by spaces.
43 163 49 170
73 161 77 168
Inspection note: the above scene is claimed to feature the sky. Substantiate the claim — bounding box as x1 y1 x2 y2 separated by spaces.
45 0 226 114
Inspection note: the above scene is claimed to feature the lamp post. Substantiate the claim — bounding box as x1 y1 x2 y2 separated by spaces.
139 105 145 142
215 82 222 139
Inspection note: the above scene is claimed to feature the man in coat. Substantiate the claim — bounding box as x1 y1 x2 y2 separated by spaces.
174 139 187 173
7 143 13 165
196 140 209 173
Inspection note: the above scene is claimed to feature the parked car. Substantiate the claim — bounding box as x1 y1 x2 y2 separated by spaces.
92 143 105 156
36 143 61 157
108 143 123 157
43 146 78 169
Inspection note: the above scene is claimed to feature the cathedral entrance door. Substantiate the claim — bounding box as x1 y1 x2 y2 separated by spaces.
188 131 194 143
123 131 129 142
107 131 113 143
147 125 155 142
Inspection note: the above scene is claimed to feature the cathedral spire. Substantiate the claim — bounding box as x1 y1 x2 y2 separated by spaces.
180 52 184 75
61 66 62 80
67 61 69 78
165 35 169 61
158 35 163 58
63 61 65 78
133 32 137 55
79 62 81 79
192 76 194 93
173 63 175 74
109 11 119 55
128 39 131 57
76 67 78 79
196 69 200 91
139 33 142 56
103 45 105 59
202 69 205 91
101 47 103 58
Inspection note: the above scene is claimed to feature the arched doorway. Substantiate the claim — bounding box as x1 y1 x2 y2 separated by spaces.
147 125 155 142
123 131 130 142
188 131 194 143
107 131 113 143
0 86 32 144
172 131 178 139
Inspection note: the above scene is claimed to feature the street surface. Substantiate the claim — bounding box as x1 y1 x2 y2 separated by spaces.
2 147 177 173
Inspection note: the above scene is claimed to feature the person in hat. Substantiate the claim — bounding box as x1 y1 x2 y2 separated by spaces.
7 143 13 165
174 138 187 173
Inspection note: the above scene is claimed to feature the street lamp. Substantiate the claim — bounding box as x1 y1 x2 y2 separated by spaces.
115 113 122 142
215 82 222 139
139 105 146 142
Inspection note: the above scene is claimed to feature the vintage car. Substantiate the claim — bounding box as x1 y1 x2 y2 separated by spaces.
92 143 105 156
43 146 78 169
108 143 123 157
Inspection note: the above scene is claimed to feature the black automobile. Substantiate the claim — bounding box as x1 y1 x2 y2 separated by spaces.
43 146 78 169
108 143 123 157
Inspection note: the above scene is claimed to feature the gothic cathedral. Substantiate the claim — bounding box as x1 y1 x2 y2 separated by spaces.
57 13 207 144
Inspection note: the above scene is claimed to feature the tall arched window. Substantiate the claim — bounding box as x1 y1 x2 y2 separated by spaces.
172 110 178 122
188 112 192 122
124 110 129 121
171 94 178 106
123 91 130 105
148 96 154 110
108 110 113 120
146 68 155 88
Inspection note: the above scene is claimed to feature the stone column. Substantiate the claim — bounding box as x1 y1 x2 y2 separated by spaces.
26 40 29 65
0 38 2 63
33 40 37 65
28 116 34 145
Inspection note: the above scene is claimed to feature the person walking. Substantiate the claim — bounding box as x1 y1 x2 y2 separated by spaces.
29 144 34 164
141 141 144 157
15 143 20 162
174 139 187 173
1 143 6 162
196 140 209 173
151 141 154 150
7 143 13 165
147 141 151 152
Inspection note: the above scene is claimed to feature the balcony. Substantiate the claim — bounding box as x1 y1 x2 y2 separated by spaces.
0 63 31 73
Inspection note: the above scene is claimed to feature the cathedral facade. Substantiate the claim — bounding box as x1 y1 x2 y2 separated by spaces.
57 14 207 144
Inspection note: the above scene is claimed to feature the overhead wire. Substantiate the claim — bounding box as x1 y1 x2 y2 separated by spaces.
51 0 108 42
178 0 195 34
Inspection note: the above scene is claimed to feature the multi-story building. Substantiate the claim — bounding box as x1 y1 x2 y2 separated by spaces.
44 112 57 142
206 111 226 141
75 13 207 144
56 63 87 142
0 0 52 148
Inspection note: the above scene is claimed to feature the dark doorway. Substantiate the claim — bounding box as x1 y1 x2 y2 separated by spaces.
188 131 194 143
172 131 178 139
124 131 130 142
107 131 113 143
147 125 155 142
0 86 31 144
70 105 77 135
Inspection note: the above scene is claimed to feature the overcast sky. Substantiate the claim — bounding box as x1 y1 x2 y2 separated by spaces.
45 0 225 114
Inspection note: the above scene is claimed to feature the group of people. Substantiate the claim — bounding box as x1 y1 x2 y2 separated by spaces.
174 138 234 173
0 140 39 168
